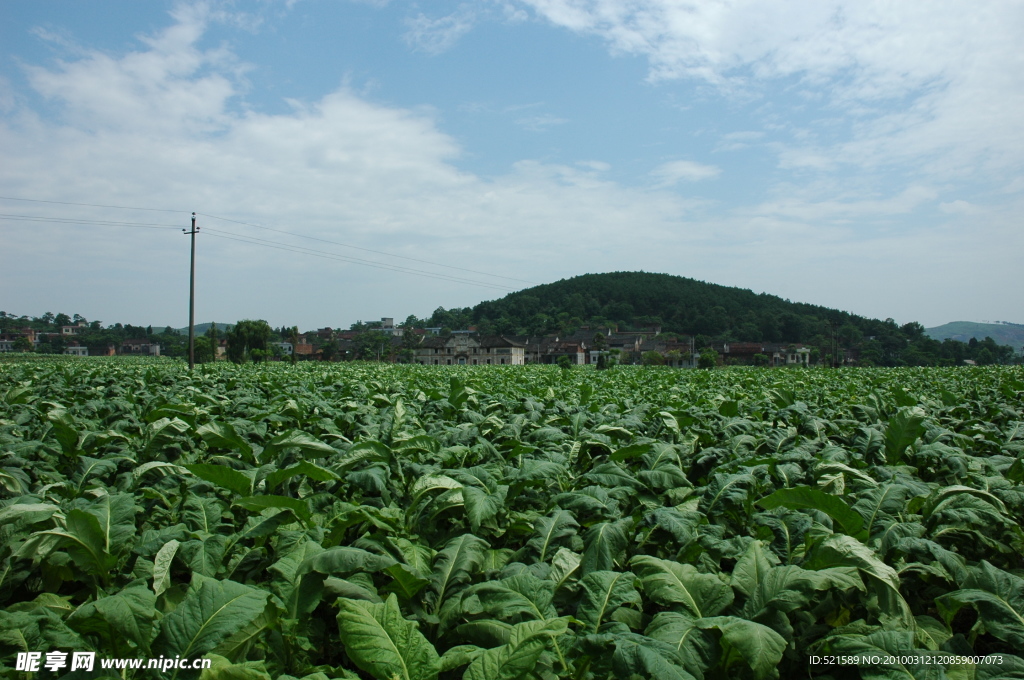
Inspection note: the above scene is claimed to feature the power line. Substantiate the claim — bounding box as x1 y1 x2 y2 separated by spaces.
0 213 181 230
202 228 515 291
197 211 537 286
0 193 534 290
0 195 187 213
1 209 516 291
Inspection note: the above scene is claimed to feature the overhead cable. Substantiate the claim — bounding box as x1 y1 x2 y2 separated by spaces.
201 228 515 291
0 193 532 291
0 195 186 213
197 211 537 286
0 213 182 229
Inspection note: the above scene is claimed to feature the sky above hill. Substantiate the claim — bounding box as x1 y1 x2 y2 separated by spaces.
2 1 1022 331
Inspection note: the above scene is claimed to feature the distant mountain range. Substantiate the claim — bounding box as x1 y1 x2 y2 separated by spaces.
168 322 234 336
925 322 1024 350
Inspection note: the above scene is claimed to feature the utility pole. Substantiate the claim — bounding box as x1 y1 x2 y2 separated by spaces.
183 212 199 370
829 319 839 368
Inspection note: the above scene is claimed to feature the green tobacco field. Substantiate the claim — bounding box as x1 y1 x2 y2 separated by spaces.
1 358 1023 679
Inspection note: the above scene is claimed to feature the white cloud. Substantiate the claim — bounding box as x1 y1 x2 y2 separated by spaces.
750 184 937 222
651 160 720 185
518 1 1024 182
403 7 476 55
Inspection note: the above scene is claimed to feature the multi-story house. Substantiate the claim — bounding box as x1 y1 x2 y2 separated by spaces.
413 334 525 365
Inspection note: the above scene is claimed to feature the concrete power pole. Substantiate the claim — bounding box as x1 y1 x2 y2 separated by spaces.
183 212 199 370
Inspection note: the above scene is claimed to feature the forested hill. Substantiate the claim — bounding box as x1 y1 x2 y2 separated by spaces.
431 272 883 343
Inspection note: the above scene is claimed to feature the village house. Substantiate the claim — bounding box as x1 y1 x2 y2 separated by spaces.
121 338 161 356
637 337 697 367
773 345 811 366
294 335 315 357
519 336 587 365
413 334 525 365
707 342 812 366
379 318 403 337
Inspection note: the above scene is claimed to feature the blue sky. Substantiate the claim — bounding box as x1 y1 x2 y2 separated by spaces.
2 0 1022 330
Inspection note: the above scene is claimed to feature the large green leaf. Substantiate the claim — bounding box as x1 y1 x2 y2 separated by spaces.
0 607 88 655
730 540 777 598
550 548 582 592
460 573 558 622
645 612 714 680
156 575 270 659
184 495 227 534
211 607 277 664
806 534 913 626
581 519 633 576
454 619 514 648
333 440 392 472
576 570 642 632
757 486 866 540
335 593 440 680
76 492 138 556
611 633 695 680
143 417 192 459
385 563 431 600
0 503 61 529
67 584 156 653
264 460 340 491
259 429 336 464
936 561 1024 647
527 509 578 563
233 495 311 523
464 618 569 680
22 508 117 578
884 408 926 465
463 484 509 532
428 534 488 614
134 461 190 486
630 556 733 618
153 539 181 597
697 616 786 680
47 408 82 456
298 546 398 577
744 565 862 619
852 483 914 536
409 474 463 509
197 421 254 463
180 535 230 577
185 463 254 497
699 473 756 516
